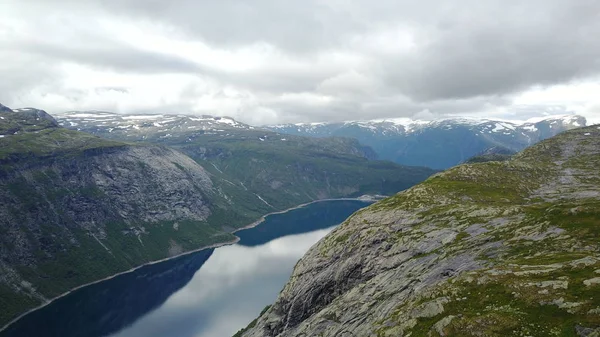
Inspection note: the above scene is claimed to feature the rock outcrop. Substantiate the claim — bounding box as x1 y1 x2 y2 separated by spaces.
243 125 600 336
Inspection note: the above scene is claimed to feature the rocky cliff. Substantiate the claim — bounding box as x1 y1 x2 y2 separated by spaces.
0 106 233 325
242 125 600 336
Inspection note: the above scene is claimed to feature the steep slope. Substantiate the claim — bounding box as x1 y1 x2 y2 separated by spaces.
242 125 600 337
53 111 435 211
268 116 586 169
0 106 238 325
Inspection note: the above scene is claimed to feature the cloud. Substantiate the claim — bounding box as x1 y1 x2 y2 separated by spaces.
111 229 333 337
381 1 600 101
1 0 599 124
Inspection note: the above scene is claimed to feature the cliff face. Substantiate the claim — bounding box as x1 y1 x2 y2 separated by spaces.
0 107 233 325
1 145 214 263
242 125 600 336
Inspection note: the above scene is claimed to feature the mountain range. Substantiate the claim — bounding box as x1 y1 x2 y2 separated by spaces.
268 115 586 169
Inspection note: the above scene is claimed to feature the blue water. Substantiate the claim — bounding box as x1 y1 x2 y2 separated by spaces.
1 200 370 337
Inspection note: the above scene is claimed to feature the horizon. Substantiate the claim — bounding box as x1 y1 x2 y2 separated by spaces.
5 102 592 127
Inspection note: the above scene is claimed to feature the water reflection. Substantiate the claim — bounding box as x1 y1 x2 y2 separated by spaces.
1 250 214 337
236 200 366 247
111 228 333 337
1 200 369 337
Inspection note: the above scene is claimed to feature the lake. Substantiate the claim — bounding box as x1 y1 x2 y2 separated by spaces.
1 200 370 337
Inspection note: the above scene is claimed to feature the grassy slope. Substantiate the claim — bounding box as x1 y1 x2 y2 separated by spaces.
178 133 433 209
364 126 600 336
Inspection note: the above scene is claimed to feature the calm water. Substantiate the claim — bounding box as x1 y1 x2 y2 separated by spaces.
1 200 370 337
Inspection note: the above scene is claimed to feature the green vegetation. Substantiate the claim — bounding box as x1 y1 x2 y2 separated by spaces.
0 108 126 161
405 259 600 337
464 153 513 164
368 127 600 336
0 128 125 160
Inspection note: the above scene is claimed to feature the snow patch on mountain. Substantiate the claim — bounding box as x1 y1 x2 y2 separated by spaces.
54 112 252 137
270 114 585 136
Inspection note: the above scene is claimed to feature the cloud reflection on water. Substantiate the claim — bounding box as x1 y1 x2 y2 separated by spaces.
111 227 334 337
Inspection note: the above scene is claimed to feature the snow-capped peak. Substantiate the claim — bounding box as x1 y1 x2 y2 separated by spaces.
267 114 586 138
54 112 251 136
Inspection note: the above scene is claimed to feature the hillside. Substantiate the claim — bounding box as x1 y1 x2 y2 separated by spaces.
0 104 244 325
268 116 586 169
241 125 600 337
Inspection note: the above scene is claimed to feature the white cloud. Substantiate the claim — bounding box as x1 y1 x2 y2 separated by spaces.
317 71 377 96
111 228 333 337
513 81 600 124
1 0 599 124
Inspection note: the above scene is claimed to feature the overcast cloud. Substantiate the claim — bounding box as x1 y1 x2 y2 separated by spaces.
1 0 599 124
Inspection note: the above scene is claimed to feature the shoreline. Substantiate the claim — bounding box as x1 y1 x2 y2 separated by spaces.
231 196 378 234
0 196 377 332
0 238 240 333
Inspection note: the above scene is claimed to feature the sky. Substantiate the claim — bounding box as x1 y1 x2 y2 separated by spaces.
1 0 600 125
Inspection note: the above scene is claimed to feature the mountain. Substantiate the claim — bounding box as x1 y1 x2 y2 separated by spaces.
240 125 600 337
0 105 434 326
0 105 240 325
53 111 433 207
55 111 376 159
267 115 586 169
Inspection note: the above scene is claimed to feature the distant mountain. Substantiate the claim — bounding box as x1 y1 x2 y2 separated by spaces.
267 115 586 169
55 111 378 159
241 125 600 337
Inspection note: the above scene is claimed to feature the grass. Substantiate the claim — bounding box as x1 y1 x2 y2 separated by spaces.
361 127 600 336
0 128 127 161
